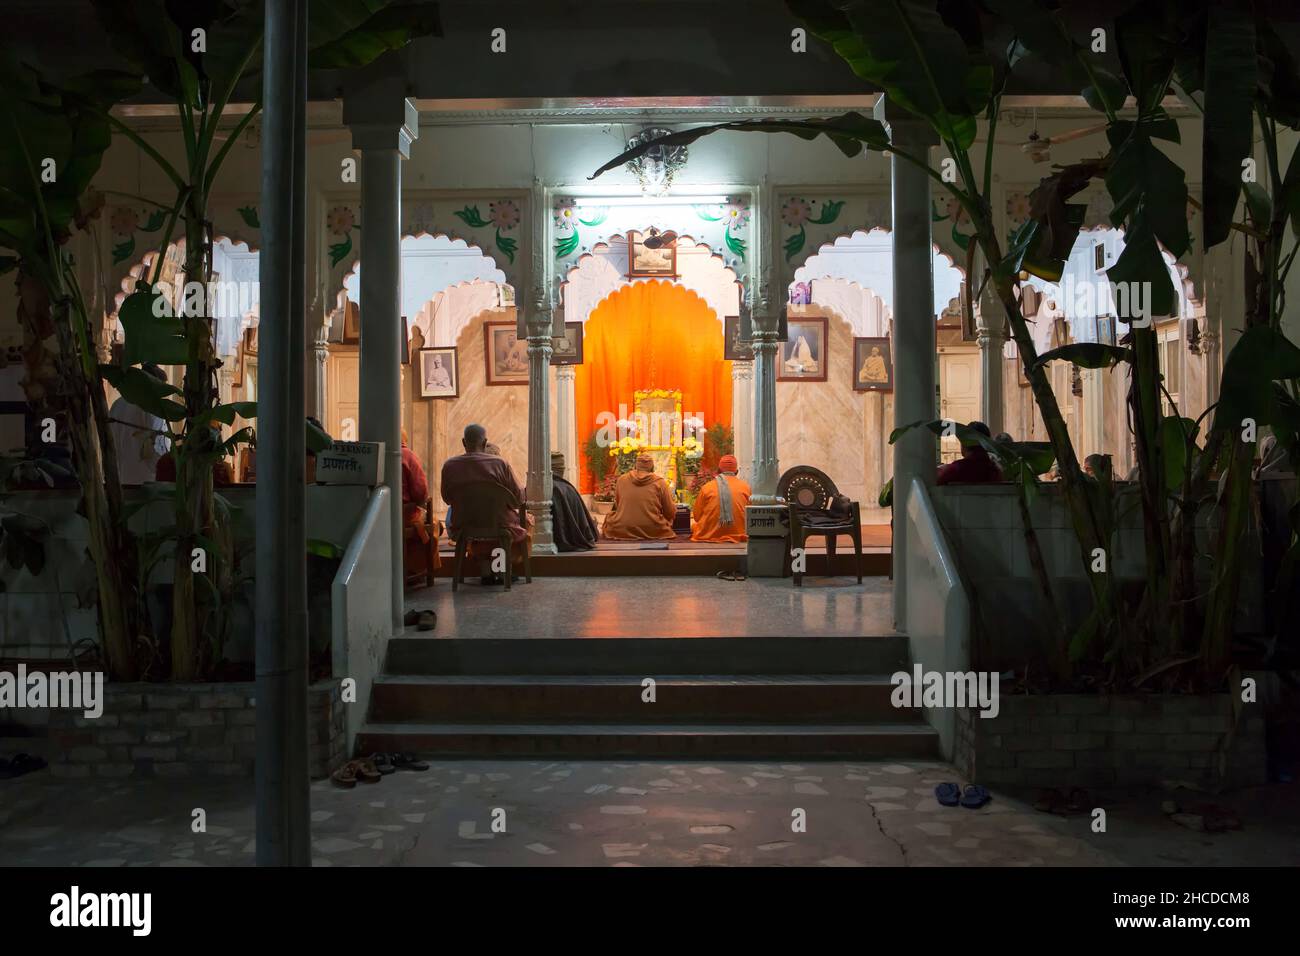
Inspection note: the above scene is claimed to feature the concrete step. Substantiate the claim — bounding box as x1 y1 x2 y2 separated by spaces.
369 674 904 724
383 635 911 676
355 720 938 759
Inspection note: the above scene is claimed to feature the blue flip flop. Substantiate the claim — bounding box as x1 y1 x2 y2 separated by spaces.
935 782 961 806
960 784 991 809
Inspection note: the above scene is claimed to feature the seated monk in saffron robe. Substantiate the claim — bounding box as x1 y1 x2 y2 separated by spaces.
602 453 677 541
550 451 598 552
401 430 440 566
691 454 751 543
440 423 531 584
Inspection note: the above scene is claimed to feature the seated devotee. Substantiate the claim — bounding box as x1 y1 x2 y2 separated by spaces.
401 429 437 549
936 421 1003 485
441 423 531 584
602 453 677 541
550 451 598 552
691 454 751 543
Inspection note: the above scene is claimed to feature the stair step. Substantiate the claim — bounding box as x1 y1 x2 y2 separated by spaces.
384 635 911 676
355 721 938 758
370 674 905 723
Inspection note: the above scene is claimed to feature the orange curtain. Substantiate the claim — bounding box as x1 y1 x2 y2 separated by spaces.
574 281 732 492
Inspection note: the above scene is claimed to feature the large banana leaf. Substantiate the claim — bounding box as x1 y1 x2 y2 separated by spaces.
1199 5 1257 249
0 52 138 254
789 0 990 148
589 113 889 180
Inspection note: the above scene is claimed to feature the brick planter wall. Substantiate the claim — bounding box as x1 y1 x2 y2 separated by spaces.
47 680 346 780
955 693 1267 790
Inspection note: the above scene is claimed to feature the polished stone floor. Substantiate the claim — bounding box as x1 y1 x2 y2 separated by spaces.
4 760 1296 867
404 575 896 639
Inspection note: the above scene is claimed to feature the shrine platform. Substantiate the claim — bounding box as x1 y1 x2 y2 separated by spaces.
431 525 892 578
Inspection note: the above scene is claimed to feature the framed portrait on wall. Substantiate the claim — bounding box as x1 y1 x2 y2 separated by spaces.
419 347 458 398
778 315 827 382
342 299 361 344
484 320 530 385
498 283 516 308
550 322 584 366
724 316 751 361
1096 315 1116 346
401 316 410 365
627 230 677 278
853 337 893 392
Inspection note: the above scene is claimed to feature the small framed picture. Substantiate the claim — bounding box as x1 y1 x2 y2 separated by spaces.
724 316 751 361
401 315 410 365
1094 241 1107 272
342 299 361 344
1096 315 1116 346
419 347 458 398
485 320 530 386
789 281 812 305
550 321 584 366
627 230 677 278
778 315 827 382
498 283 516 308
853 337 893 392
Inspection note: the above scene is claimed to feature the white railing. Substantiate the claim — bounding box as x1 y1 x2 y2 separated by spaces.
904 477 971 760
330 486 393 754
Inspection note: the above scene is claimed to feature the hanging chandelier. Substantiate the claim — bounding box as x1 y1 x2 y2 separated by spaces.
625 127 687 197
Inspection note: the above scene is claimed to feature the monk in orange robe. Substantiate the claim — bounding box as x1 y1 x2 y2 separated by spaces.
602 453 677 540
691 454 751 543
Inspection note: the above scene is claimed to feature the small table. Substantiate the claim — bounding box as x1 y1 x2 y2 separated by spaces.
672 504 692 535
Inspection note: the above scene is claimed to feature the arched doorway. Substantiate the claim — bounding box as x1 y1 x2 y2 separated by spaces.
574 281 732 492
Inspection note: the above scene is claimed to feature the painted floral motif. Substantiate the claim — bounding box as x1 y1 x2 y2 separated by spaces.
781 197 846 261
108 205 169 265
453 200 521 264
933 196 973 252
110 207 140 237
490 200 521 231
327 205 356 236
237 205 260 230
781 198 813 228
694 197 750 261
406 201 434 235
552 199 607 260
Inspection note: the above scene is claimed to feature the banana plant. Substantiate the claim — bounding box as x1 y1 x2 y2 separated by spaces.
90 0 442 679
0 51 144 679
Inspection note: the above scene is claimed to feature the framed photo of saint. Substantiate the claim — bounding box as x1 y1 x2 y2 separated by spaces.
419 347 458 399
627 230 677 278
724 316 750 361
550 321 584 366
853 337 893 392
778 315 827 382
484 321 530 386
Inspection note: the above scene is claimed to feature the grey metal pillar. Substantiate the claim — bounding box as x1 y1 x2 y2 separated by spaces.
875 96 938 632
343 89 418 633
256 0 309 867
749 312 781 502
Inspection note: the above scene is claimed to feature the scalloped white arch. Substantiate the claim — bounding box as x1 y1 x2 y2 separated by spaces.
108 235 261 358
805 277 893 337
793 227 965 318
583 277 721 329
338 233 508 327
409 279 505 350
560 234 741 327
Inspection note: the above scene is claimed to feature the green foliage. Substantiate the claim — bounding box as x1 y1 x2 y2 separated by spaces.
584 430 611 484
705 423 734 458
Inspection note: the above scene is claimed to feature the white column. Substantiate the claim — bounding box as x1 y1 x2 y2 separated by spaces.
875 96 938 632
731 359 754 483
344 91 417 632
555 364 577 483
976 273 1006 434
750 312 781 501
525 301 557 554
311 324 329 421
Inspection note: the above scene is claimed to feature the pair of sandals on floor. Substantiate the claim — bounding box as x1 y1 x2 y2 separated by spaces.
331 752 429 788
935 782 991 808
0 753 47 779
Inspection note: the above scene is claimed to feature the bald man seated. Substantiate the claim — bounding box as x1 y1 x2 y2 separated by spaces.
690 455 751 543
602 453 678 541
441 423 532 584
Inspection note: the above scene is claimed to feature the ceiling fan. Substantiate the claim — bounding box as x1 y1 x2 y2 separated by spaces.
1020 109 1107 163
640 226 678 249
